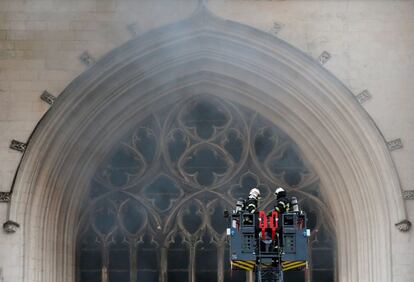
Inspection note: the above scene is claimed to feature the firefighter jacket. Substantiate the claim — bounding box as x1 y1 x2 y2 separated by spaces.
245 198 258 213
274 196 292 213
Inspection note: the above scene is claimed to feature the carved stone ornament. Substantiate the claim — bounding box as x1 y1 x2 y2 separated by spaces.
79 51 95 67
318 51 331 65
40 90 56 105
387 138 403 151
356 89 372 104
395 219 412 232
127 22 139 36
0 192 11 202
10 139 27 152
3 220 20 234
269 21 284 35
402 190 414 200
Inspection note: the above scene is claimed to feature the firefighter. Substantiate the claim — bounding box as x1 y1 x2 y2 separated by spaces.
272 187 298 251
273 187 299 213
245 188 261 213
235 198 246 214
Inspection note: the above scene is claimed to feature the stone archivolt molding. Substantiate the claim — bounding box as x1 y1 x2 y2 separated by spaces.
5 5 407 282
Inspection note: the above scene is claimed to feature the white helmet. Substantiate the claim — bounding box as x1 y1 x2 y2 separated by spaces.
274 187 286 199
249 188 261 199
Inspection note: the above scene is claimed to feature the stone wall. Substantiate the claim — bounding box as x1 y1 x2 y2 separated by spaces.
0 0 412 281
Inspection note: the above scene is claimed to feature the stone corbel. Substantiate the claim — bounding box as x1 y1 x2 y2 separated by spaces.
3 220 20 234
395 219 412 232
0 192 11 202
402 190 414 200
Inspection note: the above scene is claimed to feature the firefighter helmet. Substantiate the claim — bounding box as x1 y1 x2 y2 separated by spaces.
248 188 261 200
274 187 286 199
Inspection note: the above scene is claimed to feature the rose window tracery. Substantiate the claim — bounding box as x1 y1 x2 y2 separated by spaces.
77 95 336 282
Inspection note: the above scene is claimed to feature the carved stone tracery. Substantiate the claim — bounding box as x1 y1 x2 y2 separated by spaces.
77 95 336 282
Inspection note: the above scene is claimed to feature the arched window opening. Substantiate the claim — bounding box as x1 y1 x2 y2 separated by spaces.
76 95 336 282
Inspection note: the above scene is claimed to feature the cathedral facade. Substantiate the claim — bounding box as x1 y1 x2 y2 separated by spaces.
0 1 413 282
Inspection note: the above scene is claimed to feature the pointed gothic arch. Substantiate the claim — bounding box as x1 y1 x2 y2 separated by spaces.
6 6 406 282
